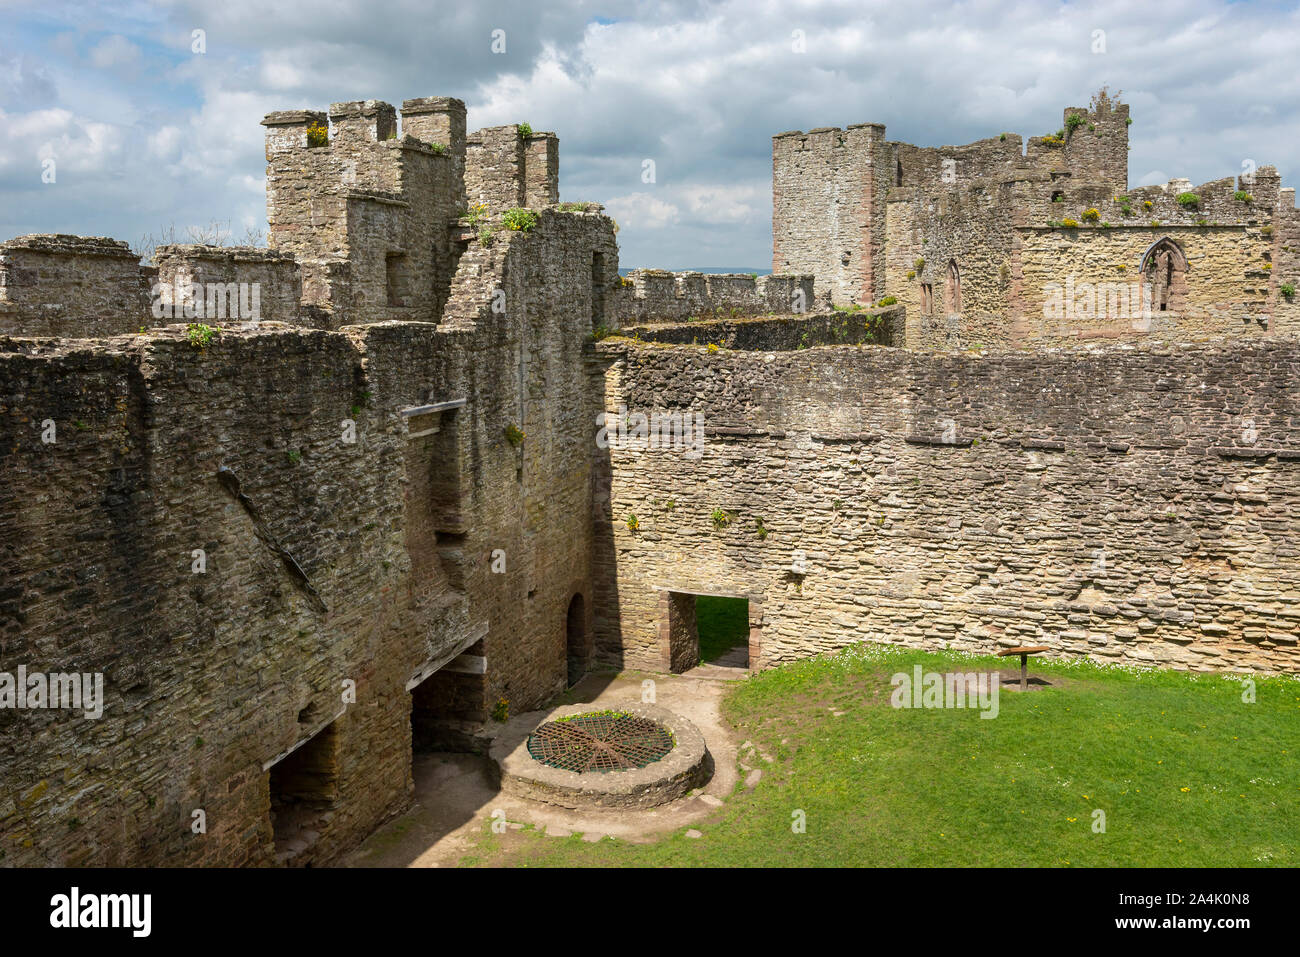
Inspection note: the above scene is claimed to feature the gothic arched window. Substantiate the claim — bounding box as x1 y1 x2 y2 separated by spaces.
945 260 961 314
1139 238 1189 313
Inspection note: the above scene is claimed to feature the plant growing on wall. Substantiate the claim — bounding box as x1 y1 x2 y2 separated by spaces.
626 513 640 531
1281 283 1295 300
1235 190 1253 203
1177 192 1200 209
503 208 539 231
711 508 732 529
462 202 489 226
1143 200 1153 211
504 424 525 446
1065 113 1087 135
914 257 925 273
186 322 217 349
517 122 533 137
755 517 768 540
877 295 898 306
306 122 328 147
1060 217 1080 228
1082 207 1101 223
428 141 447 155
490 698 509 722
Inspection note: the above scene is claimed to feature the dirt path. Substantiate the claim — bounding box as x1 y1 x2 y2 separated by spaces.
344 667 749 867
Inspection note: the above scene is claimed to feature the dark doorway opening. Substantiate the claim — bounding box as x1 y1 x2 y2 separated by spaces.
268 720 339 866
566 593 588 687
410 639 487 754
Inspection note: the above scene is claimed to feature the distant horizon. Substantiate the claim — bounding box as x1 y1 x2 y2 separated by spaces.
619 266 772 276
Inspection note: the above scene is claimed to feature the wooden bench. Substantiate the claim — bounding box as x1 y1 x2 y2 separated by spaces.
997 645 1049 691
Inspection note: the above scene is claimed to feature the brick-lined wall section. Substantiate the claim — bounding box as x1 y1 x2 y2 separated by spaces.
592 335 1300 676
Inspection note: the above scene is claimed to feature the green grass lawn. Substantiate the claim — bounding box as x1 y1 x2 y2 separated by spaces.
695 595 748 662
462 645 1299 867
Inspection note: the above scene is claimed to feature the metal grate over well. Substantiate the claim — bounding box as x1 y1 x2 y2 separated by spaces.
526 710 675 773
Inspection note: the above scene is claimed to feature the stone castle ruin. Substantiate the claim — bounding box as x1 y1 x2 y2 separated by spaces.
2 90 1298 866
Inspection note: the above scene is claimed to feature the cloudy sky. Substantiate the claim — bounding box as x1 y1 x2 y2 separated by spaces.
2 0 1299 269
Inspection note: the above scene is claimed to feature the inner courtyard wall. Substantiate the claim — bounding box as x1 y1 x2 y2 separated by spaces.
593 335 1300 677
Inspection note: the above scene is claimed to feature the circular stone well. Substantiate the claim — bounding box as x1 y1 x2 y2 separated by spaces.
492 703 708 809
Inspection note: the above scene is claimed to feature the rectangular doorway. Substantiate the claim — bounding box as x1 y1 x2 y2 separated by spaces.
660 591 754 673
695 595 750 669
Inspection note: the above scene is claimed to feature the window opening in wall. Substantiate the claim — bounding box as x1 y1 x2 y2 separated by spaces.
591 251 606 331
386 252 411 307
946 260 961 314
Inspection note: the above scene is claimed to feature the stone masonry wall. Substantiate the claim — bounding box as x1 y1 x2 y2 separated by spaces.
0 236 150 338
617 305 902 350
609 270 818 326
592 335 1300 677
0 209 616 867
772 124 888 305
775 96 1134 310
152 245 304 326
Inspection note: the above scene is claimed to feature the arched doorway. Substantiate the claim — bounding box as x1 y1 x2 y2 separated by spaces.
566 593 587 687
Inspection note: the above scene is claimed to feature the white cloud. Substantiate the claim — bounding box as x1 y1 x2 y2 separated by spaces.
602 193 680 230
